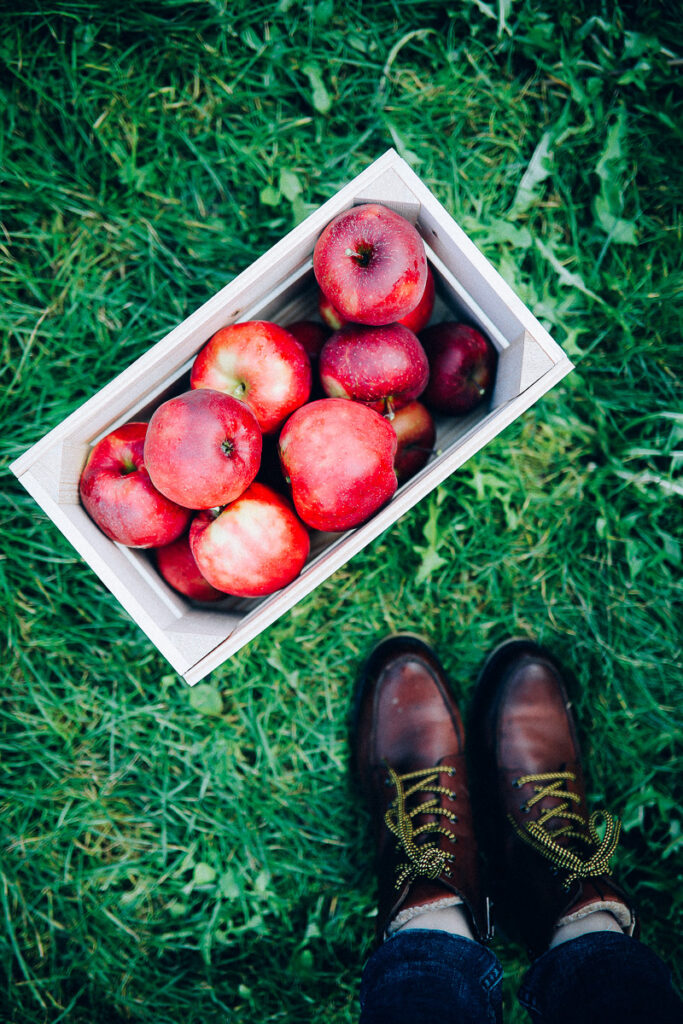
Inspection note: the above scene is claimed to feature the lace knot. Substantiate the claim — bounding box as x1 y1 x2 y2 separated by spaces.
384 764 458 890
509 771 621 889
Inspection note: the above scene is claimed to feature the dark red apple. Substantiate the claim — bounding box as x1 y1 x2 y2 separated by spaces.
278 398 398 532
313 203 428 326
155 532 224 601
319 323 429 415
391 401 436 483
286 319 329 360
318 264 435 334
420 323 497 415
190 483 309 598
191 320 312 434
79 422 191 548
144 389 262 510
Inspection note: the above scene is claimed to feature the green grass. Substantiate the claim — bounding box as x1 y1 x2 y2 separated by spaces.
1 1 682 1021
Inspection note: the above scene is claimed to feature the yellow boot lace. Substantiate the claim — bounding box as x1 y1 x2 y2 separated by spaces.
384 764 458 890
509 770 621 889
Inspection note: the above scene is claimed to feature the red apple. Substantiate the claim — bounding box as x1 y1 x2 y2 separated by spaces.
420 323 497 415
155 532 224 601
319 323 429 415
278 398 398 532
313 203 428 326
286 319 329 360
190 483 310 598
399 264 435 333
191 320 311 434
144 389 262 509
391 402 436 483
79 422 191 548
318 292 347 331
318 264 435 333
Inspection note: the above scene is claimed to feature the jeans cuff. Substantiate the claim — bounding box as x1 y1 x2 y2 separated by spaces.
519 930 681 1024
360 929 502 1024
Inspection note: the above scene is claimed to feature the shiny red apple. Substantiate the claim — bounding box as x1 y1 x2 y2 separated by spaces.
319 323 429 415
190 483 310 598
191 320 312 434
79 422 191 548
420 323 497 415
155 532 224 601
313 203 428 326
391 401 436 483
278 398 398 532
144 389 262 509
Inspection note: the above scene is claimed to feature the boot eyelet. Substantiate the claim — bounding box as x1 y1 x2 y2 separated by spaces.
520 803 530 814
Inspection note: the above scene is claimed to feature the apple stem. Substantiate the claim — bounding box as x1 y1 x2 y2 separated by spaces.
221 439 234 458
383 397 395 421
344 243 373 267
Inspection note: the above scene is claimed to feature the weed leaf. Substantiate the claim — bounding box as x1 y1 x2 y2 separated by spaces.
414 500 449 585
279 168 302 202
193 863 217 886
511 131 554 216
593 109 637 245
189 683 223 717
303 63 331 114
534 239 603 303
260 185 280 206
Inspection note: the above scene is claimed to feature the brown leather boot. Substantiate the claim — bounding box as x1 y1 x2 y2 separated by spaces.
468 638 637 958
354 635 492 944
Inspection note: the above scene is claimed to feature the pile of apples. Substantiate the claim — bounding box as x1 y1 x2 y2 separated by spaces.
79 203 497 601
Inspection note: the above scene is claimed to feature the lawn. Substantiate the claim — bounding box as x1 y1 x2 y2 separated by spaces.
1 1 681 1021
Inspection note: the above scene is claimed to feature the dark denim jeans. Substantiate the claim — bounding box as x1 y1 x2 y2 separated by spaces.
359 929 682 1024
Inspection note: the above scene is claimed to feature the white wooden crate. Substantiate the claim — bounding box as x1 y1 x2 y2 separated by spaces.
10 150 573 684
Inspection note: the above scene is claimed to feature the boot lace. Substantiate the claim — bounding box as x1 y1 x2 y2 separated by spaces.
384 764 458 890
510 770 621 889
